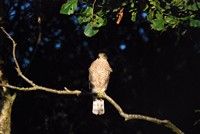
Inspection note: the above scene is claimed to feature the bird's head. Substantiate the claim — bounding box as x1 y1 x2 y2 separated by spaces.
98 53 107 59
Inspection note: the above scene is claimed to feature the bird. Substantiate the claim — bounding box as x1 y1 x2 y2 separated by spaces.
89 53 112 115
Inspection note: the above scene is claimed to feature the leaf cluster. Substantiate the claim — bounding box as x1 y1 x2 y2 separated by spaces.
60 0 107 37
60 0 200 37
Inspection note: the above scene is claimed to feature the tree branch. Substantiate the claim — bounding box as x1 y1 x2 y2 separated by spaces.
1 27 36 86
0 83 81 95
102 93 184 134
0 27 81 96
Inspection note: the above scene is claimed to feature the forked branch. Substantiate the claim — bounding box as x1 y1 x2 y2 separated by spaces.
0 27 81 96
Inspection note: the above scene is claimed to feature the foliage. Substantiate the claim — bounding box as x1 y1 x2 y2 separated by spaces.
60 0 78 15
60 0 200 37
60 0 107 37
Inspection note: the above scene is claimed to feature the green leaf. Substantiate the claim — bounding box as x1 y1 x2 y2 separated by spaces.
144 4 149 11
131 12 137 22
151 13 165 31
164 16 179 26
190 19 200 27
112 8 119 12
149 0 157 8
187 2 200 11
92 15 106 28
78 16 92 24
155 13 162 19
147 9 154 21
130 3 135 8
171 0 187 8
122 2 127 6
95 11 107 27
96 10 104 17
84 23 99 37
82 6 93 16
60 0 78 15
78 7 93 24
151 19 165 31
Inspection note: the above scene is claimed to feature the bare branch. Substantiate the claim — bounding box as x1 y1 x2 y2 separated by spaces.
0 27 36 86
194 119 200 126
0 83 81 95
0 27 81 96
36 16 42 45
102 93 184 134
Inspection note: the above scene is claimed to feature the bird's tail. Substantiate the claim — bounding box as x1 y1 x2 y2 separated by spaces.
92 98 105 115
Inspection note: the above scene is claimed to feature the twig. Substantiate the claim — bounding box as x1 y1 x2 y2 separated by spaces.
36 16 42 45
91 0 96 16
102 93 184 134
194 119 200 126
1 27 36 86
194 109 200 126
0 27 81 96
92 0 97 10
116 7 124 25
0 83 81 95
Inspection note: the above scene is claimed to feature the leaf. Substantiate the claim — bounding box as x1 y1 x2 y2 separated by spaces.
96 10 104 17
164 16 179 26
149 0 157 8
96 10 107 26
78 6 93 24
187 2 200 11
84 23 99 37
60 0 78 15
151 13 165 31
82 6 93 16
92 15 106 28
144 4 149 11
190 19 200 27
155 13 162 19
147 9 154 21
131 3 135 8
149 0 163 10
112 8 120 12
151 19 165 31
78 16 92 24
171 0 187 9
131 12 137 22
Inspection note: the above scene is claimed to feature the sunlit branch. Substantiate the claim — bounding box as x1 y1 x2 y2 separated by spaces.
92 0 97 10
36 16 42 45
1 27 36 86
0 27 81 96
0 83 80 95
102 93 184 134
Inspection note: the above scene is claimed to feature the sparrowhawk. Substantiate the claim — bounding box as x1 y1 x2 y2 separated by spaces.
89 53 112 115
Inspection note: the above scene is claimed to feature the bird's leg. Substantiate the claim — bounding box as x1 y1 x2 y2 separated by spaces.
97 90 105 98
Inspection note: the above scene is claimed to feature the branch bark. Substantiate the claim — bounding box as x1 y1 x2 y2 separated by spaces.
0 84 81 95
0 69 16 134
0 89 16 134
0 27 81 96
102 93 184 134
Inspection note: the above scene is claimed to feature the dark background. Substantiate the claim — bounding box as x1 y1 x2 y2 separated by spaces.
0 0 200 134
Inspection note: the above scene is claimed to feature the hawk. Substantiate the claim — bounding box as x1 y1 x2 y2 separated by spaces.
89 53 112 115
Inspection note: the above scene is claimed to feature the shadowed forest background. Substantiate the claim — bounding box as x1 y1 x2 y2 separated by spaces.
0 0 200 134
